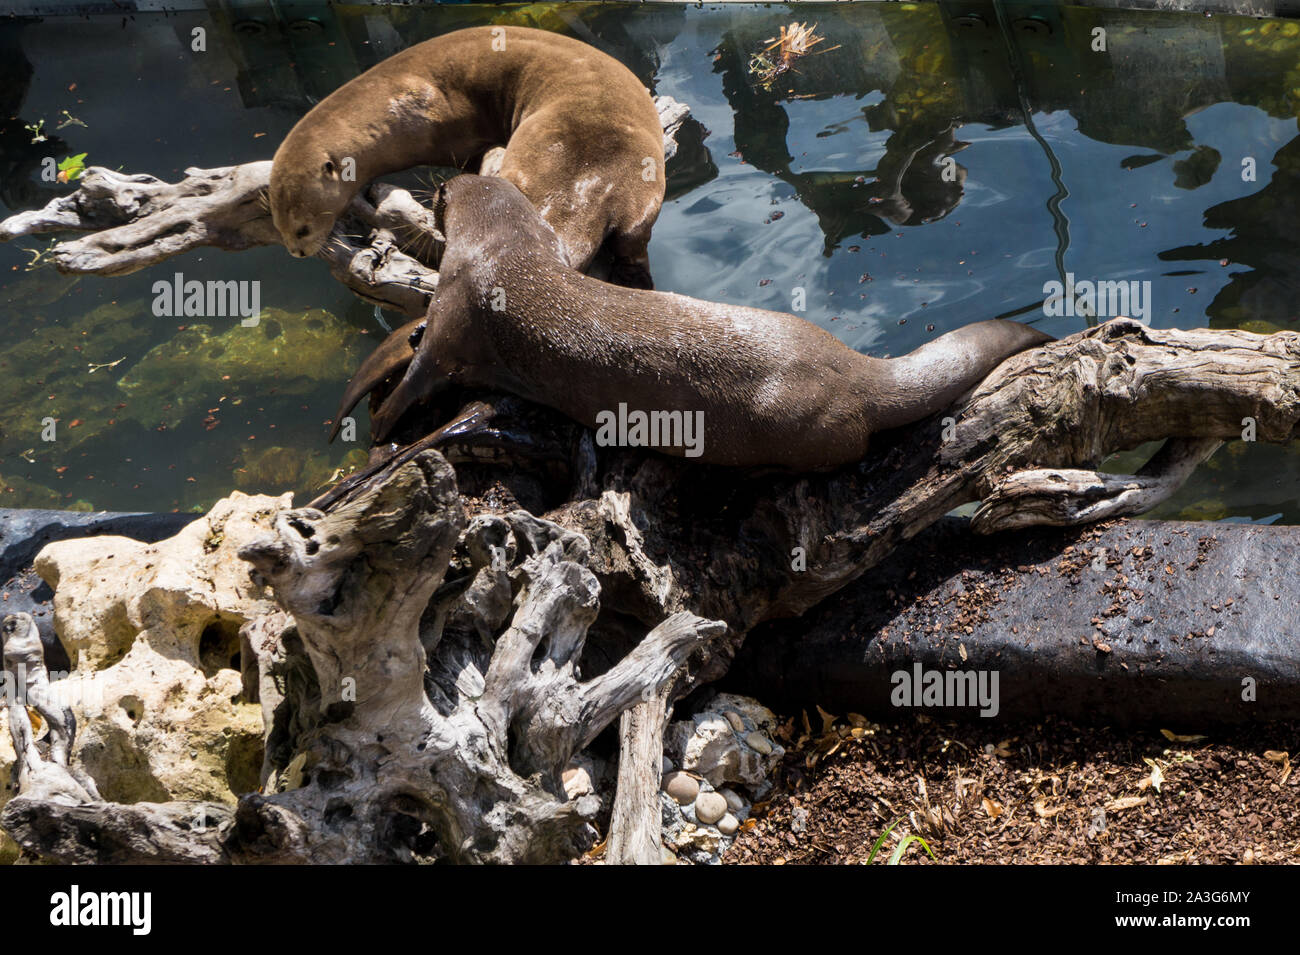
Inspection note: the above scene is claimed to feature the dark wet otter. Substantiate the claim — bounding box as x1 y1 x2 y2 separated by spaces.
269 25 664 287
333 175 1054 470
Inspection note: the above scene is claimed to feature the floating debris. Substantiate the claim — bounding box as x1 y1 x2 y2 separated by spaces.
57 152 88 183
86 356 126 375
748 22 840 91
56 109 87 130
21 239 60 271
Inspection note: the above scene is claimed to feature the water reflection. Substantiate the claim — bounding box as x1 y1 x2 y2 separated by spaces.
0 2 1295 522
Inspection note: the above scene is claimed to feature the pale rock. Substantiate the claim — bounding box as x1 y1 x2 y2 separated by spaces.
665 713 741 787
670 822 721 857
719 787 746 813
712 693 778 732
0 492 286 820
663 770 699 805
718 813 740 836
723 710 745 733
695 791 727 825
666 708 784 788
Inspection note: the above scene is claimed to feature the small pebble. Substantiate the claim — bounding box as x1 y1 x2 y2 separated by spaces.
695 791 728 825
663 770 699 805
717 813 739 836
746 731 773 755
719 787 746 813
723 710 744 733
661 755 674 773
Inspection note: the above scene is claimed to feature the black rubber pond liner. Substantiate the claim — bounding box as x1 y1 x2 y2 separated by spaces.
725 516 1300 726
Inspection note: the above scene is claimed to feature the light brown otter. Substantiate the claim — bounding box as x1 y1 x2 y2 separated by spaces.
269 25 665 286
333 175 1054 471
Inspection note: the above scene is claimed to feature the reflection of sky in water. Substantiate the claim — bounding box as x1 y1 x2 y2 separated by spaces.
0 3 1298 522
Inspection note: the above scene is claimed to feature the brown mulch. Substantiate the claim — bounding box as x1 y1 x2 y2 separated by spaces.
724 712 1299 864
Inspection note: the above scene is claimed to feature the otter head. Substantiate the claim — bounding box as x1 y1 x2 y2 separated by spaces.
269 138 356 258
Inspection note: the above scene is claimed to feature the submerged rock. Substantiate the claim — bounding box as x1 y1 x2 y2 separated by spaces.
118 307 366 429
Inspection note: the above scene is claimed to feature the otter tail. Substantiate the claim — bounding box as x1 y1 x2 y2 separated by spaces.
871 319 1054 431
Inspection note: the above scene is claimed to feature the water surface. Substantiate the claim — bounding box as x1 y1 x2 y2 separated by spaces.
0 2 1297 521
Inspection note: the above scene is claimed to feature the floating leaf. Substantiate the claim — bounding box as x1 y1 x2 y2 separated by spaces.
57 152 88 183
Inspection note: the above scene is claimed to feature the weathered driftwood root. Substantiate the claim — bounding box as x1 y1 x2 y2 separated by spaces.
0 96 694 320
534 319 1300 641
972 436 1224 532
606 692 671 865
1 612 99 805
238 453 724 863
3 322 1296 863
1 451 725 863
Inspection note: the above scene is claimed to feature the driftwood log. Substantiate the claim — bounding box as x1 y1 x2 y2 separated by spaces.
2 92 1299 862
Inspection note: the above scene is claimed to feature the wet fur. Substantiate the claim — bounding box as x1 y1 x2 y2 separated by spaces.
334 176 1054 470
269 26 664 285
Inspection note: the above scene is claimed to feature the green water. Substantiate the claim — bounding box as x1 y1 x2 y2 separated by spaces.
0 1 1297 521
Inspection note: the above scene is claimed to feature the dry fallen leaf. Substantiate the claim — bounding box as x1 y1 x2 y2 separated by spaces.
1141 758 1165 793
982 796 1004 820
1264 750 1292 785
1034 798 1066 818
816 704 837 734
1161 729 1208 743
1107 796 1148 811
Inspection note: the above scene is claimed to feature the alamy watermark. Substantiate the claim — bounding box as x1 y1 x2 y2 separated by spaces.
594 403 705 458
50 885 151 935
1043 273 1150 323
1 664 105 714
152 271 261 326
891 663 1000 717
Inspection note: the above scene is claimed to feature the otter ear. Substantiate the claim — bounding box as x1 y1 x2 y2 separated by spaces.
322 159 339 180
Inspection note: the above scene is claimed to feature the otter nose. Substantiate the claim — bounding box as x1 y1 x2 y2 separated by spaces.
290 248 307 258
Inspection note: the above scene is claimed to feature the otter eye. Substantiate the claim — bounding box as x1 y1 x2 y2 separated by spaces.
296 226 310 239
323 159 335 175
